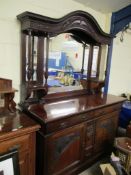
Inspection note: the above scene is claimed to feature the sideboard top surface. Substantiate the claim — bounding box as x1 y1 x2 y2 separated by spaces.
0 111 40 140
27 94 125 123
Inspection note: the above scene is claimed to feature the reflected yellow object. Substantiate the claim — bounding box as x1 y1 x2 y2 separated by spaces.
59 74 74 86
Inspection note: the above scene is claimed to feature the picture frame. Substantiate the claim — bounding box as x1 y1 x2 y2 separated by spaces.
0 149 20 175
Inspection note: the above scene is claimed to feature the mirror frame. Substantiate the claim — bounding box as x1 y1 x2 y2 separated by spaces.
17 11 113 103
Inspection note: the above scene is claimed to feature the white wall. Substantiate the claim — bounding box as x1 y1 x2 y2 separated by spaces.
108 31 131 96
49 33 83 71
0 0 111 103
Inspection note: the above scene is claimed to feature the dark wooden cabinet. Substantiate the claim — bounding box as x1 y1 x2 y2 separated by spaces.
24 94 125 175
0 112 40 175
17 10 126 175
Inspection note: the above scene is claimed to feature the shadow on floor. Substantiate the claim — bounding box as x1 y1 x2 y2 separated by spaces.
79 157 109 175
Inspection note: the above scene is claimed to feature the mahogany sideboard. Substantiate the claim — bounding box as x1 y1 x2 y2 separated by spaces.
17 10 126 175
22 93 125 175
0 111 40 175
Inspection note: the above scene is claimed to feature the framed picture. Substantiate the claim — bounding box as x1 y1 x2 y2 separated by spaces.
0 149 20 175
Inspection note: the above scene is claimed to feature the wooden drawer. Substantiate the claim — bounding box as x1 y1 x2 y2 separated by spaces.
46 104 121 134
46 111 94 133
93 103 121 117
0 134 30 154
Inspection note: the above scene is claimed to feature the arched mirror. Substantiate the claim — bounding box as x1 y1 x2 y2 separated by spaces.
47 33 107 94
17 11 112 103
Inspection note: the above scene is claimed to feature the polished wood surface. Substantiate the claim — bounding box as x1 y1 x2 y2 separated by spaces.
0 111 40 134
28 94 125 123
0 111 40 175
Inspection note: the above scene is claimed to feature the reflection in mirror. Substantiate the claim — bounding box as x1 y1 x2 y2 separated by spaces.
99 45 108 80
92 46 99 77
83 46 99 79
24 32 107 95
48 33 83 92
47 33 101 93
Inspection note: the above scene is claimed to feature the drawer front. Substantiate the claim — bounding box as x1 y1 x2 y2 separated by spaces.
46 111 94 133
93 103 121 117
46 103 121 134
0 134 30 154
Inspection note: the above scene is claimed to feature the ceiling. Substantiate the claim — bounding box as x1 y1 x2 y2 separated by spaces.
73 0 131 13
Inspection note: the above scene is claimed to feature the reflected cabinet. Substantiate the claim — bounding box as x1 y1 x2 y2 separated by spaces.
17 11 125 175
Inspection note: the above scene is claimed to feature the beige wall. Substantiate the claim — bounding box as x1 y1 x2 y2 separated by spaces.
108 31 131 96
0 0 111 103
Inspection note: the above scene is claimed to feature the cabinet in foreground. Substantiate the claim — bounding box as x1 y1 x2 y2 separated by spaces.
0 112 40 175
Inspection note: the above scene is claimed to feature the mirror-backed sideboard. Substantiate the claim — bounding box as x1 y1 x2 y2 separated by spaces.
17 11 126 175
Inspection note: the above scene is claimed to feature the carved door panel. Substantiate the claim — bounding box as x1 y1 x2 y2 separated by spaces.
94 111 119 153
84 122 95 158
46 123 85 175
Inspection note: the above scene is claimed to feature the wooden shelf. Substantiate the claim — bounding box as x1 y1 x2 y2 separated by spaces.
0 78 17 114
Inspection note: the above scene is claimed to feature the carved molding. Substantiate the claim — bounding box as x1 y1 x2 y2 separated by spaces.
17 11 112 44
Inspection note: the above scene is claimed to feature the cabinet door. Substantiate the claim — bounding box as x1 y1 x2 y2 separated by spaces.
0 134 35 175
46 123 85 175
95 111 119 153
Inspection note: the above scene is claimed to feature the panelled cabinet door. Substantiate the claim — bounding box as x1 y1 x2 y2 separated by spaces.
46 123 85 175
0 134 32 175
95 111 119 153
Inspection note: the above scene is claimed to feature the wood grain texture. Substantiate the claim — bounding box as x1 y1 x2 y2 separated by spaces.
27 94 125 124
0 111 40 175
